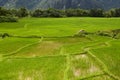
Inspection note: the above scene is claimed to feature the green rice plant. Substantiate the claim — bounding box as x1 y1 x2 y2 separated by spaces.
0 17 120 37
0 56 66 80
0 38 39 57
68 54 104 80
91 40 120 78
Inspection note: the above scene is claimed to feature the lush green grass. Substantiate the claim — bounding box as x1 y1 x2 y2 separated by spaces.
0 56 66 80
11 37 91 57
0 37 39 57
11 36 108 57
91 40 120 78
0 17 120 80
68 54 103 80
0 17 120 37
85 75 114 80
12 40 62 57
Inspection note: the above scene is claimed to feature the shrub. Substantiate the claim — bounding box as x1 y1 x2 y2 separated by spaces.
31 8 65 17
111 29 120 38
97 31 112 37
1 33 10 39
0 16 18 23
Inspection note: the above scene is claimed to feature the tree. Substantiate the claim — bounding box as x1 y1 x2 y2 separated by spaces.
9 9 18 17
45 8 65 17
0 7 11 16
31 8 65 17
17 8 28 17
0 16 18 23
109 8 120 17
114 8 120 17
65 9 76 17
31 9 43 17
89 9 104 17
65 9 89 17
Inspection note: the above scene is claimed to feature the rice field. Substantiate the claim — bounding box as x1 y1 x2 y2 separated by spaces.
0 17 120 80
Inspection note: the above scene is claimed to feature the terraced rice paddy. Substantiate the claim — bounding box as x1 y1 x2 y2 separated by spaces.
0 18 120 80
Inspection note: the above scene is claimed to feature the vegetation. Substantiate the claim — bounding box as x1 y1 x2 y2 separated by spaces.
30 8 120 17
91 40 120 78
0 16 18 23
0 56 66 80
0 18 120 80
1 7 120 19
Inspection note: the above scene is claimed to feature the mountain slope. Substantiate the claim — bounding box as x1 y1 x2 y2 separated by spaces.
0 0 120 10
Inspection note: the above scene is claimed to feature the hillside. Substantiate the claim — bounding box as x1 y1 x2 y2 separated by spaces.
0 0 120 10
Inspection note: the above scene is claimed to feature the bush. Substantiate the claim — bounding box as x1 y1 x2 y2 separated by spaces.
111 29 120 38
0 16 18 23
31 8 65 17
89 9 104 17
97 31 112 37
0 33 10 39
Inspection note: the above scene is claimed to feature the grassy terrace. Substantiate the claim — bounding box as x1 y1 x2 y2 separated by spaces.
0 17 120 37
0 17 120 80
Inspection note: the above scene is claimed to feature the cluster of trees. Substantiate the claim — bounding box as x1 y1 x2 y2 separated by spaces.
0 7 28 22
0 16 18 22
0 7 28 17
31 8 120 17
0 7 120 19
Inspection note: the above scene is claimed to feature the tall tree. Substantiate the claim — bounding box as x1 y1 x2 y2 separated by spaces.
17 7 28 17
89 9 104 17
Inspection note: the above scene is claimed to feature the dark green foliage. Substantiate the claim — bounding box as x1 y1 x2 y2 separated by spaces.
31 8 65 17
31 8 89 17
0 7 11 16
0 7 20 17
2 33 9 38
65 9 89 17
1 6 120 18
17 8 28 17
0 33 10 39
0 16 18 23
97 29 120 39
111 29 120 34
31 9 43 17
9 9 19 17
65 9 78 17
110 8 120 17
89 9 104 17
46 9 65 17
31 8 120 17
97 31 112 37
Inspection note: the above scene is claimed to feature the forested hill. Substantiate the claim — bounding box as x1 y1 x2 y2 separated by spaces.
0 0 120 10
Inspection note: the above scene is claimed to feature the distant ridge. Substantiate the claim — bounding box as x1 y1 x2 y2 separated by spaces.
0 0 120 10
